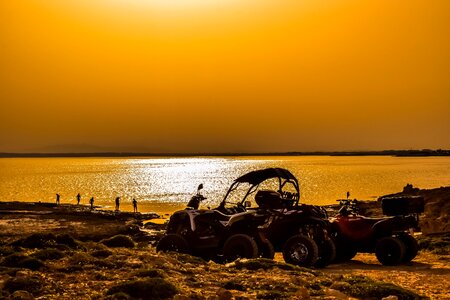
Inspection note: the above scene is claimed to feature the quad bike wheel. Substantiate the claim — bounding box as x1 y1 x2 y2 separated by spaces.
282 234 319 267
156 234 190 254
223 234 258 262
315 238 336 268
258 240 275 259
376 236 406 266
398 234 418 262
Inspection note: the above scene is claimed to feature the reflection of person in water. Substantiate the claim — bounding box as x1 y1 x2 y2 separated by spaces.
90 197 94 209
76 193 81 205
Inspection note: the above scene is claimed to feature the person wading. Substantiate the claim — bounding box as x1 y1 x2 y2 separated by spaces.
115 197 120 211
76 193 81 205
132 198 138 213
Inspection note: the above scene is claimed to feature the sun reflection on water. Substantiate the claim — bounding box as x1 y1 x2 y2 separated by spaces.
0 156 449 214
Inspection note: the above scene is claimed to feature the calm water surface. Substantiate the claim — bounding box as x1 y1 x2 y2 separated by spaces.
1 156 449 214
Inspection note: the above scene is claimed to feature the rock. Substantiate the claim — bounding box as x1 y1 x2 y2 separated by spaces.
325 288 350 299
11 290 34 300
381 296 398 300
216 288 232 300
295 286 310 299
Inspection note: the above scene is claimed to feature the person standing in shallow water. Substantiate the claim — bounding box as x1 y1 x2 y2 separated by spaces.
115 197 120 211
132 198 138 213
76 193 81 205
56 193 60 205
90 197 94 209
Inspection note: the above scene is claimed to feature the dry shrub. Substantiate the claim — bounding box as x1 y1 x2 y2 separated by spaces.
13 233 80 250
17 257 45 270
230 258 318 275
106 292 132 300
91 249 113 258
0 253 44 271
134 268 165 278
106 278 178 300
101 235 135 248
0 246 15 257
68 252 94 266
336 275 423 300
1 253 28 267
3 276 43 295
31 248 65 261
256 290 289 299
223 279 246 291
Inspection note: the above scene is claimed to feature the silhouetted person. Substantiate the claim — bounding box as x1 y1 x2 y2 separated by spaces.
186 184 206 210
346 191 350 199
132 198 138 213
187 195 204 210
76 193 81 205
115 197 120 211
56 193 60 205
90 197 94 209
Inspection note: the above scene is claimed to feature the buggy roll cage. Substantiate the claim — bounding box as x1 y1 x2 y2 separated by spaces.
219 168 301 207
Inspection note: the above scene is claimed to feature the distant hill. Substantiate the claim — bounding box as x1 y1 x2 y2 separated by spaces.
0 149 449 158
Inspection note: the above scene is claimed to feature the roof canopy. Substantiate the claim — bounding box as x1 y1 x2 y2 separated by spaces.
234 168 297 185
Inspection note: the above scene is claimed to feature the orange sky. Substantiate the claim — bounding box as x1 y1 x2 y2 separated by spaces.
1 0 449 153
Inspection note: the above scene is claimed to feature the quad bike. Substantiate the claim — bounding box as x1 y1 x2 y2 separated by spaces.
217 168 335 267
156 186 269 262
329 196 424 265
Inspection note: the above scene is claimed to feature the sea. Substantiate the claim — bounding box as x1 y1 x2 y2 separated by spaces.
1 156 449 214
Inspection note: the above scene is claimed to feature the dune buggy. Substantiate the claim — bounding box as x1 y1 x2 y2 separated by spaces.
329 196 424 265
217 168 335 267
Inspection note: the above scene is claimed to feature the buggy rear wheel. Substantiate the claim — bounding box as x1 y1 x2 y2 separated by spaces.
259 240 275 259
156 234 190 254
376 237 406 266
223 234 258 262
398 234 418 262
315 238 336 268
282 234 318 267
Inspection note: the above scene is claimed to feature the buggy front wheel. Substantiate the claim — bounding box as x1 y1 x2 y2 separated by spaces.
156 234 190 254
282 234 319 267
223 234 258 262
258 239 275 259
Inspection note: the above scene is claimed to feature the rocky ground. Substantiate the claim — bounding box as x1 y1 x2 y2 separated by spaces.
0 185 449 300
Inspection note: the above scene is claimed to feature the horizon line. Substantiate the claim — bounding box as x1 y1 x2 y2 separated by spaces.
0 149 449 158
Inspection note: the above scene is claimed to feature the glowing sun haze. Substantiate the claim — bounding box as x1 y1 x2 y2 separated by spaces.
0 0 449 153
